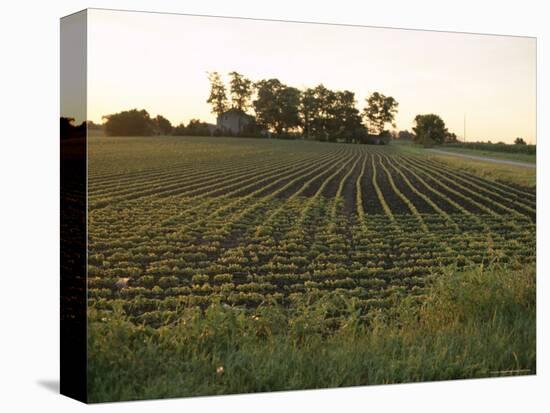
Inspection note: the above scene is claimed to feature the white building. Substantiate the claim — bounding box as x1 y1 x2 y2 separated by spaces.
216 108 255 135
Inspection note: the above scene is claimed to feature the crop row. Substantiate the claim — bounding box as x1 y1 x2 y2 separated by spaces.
87 137 536 325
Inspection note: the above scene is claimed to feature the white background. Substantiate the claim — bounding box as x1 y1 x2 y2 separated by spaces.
0 0 547 411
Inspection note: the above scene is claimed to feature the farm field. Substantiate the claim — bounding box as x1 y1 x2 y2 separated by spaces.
87 136 536 324
86 136 536 401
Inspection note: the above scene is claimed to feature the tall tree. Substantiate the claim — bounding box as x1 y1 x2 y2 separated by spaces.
253 79 300 135
229 71 253 112
253 79 283 133
300 85 364 142
153 115 172 135
300 88 317 139
314 85 336 141
412 114 448 146
206 72 229 117
300 84 335 141
278 86 301 134
331 90 364 143
362 92 399 134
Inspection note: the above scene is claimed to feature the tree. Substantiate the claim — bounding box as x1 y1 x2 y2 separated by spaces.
300 85 329 141
515 137 526 145
412 114 448 146
185 119 211 136
397 130 415 141
299 84 337 141
229 71 253 112
206 72 229 117
172 123 187 136
153 115 172 135
171 120 212 136
312 85 336 141
102 109 154 136
300 88 317 139
277 86 301 135
300 86 365 143
331 90 364 143
362 92 399 134
445 132 458 143
253 79 300 135
253 79 280 133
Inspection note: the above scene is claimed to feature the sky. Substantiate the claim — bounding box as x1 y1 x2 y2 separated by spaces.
86 9 536 144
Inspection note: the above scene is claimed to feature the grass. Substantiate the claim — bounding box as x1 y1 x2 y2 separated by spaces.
432 146 536 164
392 141 536 189
432 155 536 189
87 262 536 403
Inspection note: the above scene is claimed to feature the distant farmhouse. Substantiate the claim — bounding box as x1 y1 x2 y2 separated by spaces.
217 108 255 135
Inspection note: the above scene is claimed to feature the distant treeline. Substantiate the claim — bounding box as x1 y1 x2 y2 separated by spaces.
98 105 394 144
445 140 536 155
206 71 399 144
102 109 171 136
99 109 218 137
94 70 464 145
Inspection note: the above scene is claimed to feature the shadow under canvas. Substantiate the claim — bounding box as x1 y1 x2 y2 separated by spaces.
37 380 60 394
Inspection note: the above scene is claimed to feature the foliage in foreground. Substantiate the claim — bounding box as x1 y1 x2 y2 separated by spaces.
88 263 535 403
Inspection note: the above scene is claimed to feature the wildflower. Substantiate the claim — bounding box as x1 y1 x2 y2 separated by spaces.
216 366 224 375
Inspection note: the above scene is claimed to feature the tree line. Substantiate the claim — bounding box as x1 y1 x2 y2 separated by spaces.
99 109 216 137
207 71 399 143
445 140 535 155
94 70 472 146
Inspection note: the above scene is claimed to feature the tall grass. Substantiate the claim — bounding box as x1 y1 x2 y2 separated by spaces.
87 263 535 403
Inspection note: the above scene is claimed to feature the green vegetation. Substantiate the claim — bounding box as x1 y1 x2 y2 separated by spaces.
206 71 229 117
204 71 398 142
229 71 254 112
363 92 399 134
433 154 536 189
391 140 536 188
87 136 535 402
253 78 302 136
446 141 536 156
172 119 211 137
413 113 451 146
438 145 536 164
102 109 157 136
88 263 535 402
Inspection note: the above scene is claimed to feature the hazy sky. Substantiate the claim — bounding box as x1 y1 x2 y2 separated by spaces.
87 9 536 143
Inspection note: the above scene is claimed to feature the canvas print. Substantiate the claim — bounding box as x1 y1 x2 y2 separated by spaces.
60 8 536 403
